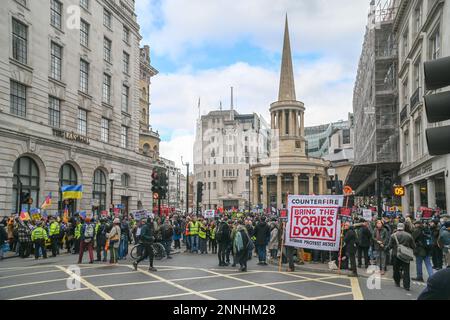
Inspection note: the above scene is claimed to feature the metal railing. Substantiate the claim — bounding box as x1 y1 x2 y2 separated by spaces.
400 104 409 123
410 87 422 109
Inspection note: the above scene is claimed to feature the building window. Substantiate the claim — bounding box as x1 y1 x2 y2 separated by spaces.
246 169 249 177
429 28 441 60
48 96 61 128
213 170 216 177
121 85 129 112
414 1 422 35
413 57 421 91
121 173 129 187
402 29 409 61
101 117 109 143
12 157 40 214
50 42 62 80
103 9 112 28
80 59 89 93
402 78 408 107
59 163 77 215
93 169 106 213
104 37 112 63
50 0 62 29
123 52 129 74
12 19 27 64
80 20 89 47
414 118 422 159
102 74 111 104
403 130 410 165
78 108 87 136
80 0 88 9
213 182 216 190
10 80 26 117
121 126 128 148
246 181 250 190
123 25 130 43
343 129 351 144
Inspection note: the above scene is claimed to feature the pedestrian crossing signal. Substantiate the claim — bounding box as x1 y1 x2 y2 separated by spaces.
393 186 405 197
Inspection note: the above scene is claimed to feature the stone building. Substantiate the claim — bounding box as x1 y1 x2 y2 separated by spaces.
395 0 450 214
251 17 329 210
193 107 270 211
0 0 158 217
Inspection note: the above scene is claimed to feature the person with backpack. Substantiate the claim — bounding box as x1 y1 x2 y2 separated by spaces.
118 218 131 260
48 216 60 257
412 220 434 282
78 217 95 264
388 223 416 291
244 219 255 260
216 217 231 266
234 220 251 272
133 217 157 272
161 218 174 259
95 218 108 262
438 221 450 268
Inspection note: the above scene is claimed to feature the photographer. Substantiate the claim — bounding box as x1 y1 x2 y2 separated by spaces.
412 220 434 282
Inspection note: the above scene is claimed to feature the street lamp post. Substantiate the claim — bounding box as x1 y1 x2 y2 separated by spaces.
181 157 189 216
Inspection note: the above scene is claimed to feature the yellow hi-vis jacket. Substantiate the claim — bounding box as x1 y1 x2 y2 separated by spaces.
74 224 81 239
49 221 60 236
31 227 48 242
210 227 216 240
198 223 207 239
189 221 200 236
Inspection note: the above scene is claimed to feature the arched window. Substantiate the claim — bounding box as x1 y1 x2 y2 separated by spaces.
59 163 78 215
142 108 147 122
12 156 40 213
143 143 150 155
92 169 106 214
121 173 130 188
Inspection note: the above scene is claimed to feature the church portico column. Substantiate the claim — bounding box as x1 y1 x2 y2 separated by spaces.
318 175 324 195
277 174 282 209
293 174 299 195
252 175 259 206
262 175 268 209
308 173 314 195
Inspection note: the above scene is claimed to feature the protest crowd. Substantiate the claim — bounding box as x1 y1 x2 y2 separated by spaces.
1 205 450 298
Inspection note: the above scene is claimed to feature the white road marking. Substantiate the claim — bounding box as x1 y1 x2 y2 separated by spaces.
0 269 63 279
199 268 309 300
83 271 136 278
9 288 90 300
0 278 68 290
278 272 352 289
309 292 354 300
55 265 113 300
127 265 217 300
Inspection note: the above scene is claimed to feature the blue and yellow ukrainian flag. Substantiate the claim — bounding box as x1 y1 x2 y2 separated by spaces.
61 185 83 200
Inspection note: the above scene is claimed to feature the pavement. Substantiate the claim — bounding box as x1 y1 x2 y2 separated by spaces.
0 247 426 300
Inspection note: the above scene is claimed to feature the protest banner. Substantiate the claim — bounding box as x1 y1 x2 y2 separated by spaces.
285 195 344 251
203 210 215 219
363 209 373 221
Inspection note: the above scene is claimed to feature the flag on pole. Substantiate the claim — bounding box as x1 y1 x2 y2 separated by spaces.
40 192 52 210
63 205 69 223
79 211 87 219
61 185 83 200
20 206 30 221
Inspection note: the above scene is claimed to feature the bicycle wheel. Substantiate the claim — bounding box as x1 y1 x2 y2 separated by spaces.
130 244 141 260
153 243 166 260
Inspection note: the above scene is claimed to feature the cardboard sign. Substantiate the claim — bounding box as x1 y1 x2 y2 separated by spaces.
362 209 373 221
285 195 344 251
203 210 215 219
340 207 351 216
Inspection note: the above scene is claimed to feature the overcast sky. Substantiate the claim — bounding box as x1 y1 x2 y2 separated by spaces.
135 0 371 169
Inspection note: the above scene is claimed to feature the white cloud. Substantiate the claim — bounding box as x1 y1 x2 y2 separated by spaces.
159 132 194 169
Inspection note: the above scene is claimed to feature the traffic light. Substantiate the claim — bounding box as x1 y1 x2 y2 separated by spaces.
424 56 450 155
151 169 160 194
197 182 204 203
382 175 393 196
159 171 168 199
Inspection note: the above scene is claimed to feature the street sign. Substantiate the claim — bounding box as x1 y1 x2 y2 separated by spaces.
343 186 353 196
153 193 159 200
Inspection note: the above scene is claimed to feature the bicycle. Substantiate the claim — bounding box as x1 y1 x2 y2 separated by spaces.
130 242 166 260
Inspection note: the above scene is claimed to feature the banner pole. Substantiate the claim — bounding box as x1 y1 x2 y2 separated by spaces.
337 195 350 274
278 221 285 272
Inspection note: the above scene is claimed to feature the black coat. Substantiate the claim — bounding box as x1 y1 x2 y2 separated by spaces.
357 226 372 248
0 225 7 243
217 222 230 243
140 223 155 244
245 224 254 238
418 268 450 300
96 223 107 246
254 221 270 245
344 227 357 255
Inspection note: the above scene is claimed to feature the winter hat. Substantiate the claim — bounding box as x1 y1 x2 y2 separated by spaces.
397 223 405 231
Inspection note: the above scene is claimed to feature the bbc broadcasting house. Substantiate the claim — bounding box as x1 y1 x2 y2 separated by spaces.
0 0 159 217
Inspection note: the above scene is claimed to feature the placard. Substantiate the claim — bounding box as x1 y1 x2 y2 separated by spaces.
285 195 344 251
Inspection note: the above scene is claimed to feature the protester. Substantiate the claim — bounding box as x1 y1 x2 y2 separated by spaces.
343 222 358 277
216 216 231 267
0 221 8 260
161 218 173 259
356 220 372 269
412 220 434 282
234 220 251 272
254 217 270 265
388 223 415 291
372 220 389 274
268 221 279 264
438 221 450 268
95 218 108 262
17 219 32 258
107 218 121 264
78 217 95 264
133 217 157 272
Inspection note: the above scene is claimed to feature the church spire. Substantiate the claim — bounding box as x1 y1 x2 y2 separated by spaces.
278 14 296 102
